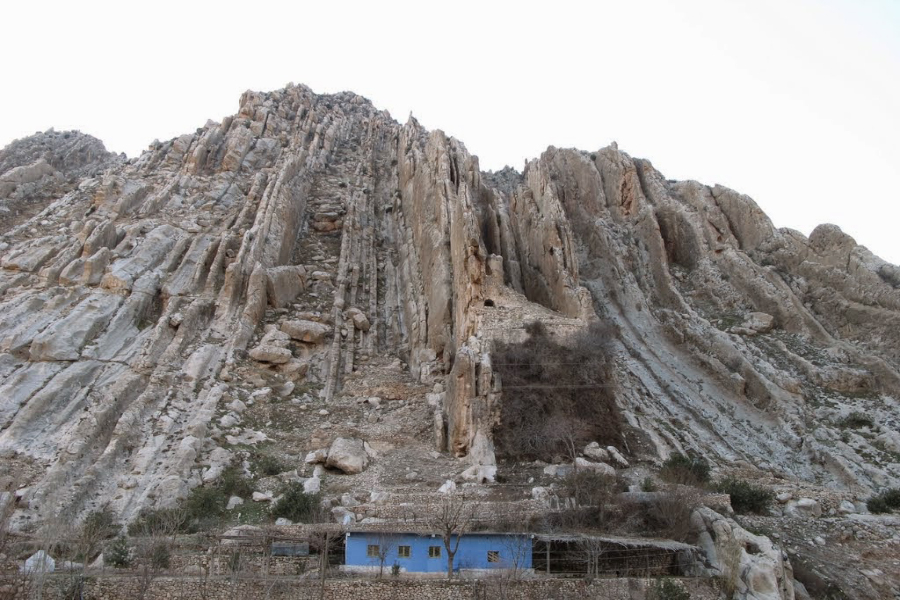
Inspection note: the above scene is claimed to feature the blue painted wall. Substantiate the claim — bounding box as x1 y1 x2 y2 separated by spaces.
345 532 533 573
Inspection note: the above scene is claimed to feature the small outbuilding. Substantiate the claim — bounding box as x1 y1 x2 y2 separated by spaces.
344 531 532 574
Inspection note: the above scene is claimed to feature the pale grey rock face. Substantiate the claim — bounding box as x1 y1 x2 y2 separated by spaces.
693 507 796 600
0 85 896 598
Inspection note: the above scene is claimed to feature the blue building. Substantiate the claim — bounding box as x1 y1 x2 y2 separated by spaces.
344 531 533 574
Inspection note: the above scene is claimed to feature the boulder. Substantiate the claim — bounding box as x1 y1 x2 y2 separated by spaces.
266 265 306 308
252 491 273 502
331 506 356 525
345 307 371 331
303 477 321 494
461 464 496 483
575 457 616 476
742 312 776 334
260 328 291 348
304 448 328 464
325 437 368 474
22 550 54 573
692 506 796 600
543 464 574 478
784 497 821 518
281 320 331 344
606 446 629 467
227 496 244 510
583 442 610 462
249 345 292 364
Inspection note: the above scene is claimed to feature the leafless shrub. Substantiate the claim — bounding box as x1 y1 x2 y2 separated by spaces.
623 486 702 543
547 471 624 533
493 320 623 462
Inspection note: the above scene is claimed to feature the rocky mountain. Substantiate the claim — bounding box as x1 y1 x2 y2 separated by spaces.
0 129 121 233
1 84 898 598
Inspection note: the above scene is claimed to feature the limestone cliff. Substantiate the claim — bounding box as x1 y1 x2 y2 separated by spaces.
0 84 898 597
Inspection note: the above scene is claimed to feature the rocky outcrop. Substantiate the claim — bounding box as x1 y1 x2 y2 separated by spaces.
0 130 120 232
0 82 897 567
693 507 796 600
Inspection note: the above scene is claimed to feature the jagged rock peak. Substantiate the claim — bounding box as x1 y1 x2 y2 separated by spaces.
0 87 897 600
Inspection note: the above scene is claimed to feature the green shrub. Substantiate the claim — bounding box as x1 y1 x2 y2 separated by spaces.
105 536 131 568
270 483 322 523
149 540 171 570
867 487 900 514
648 577 690 600
715 478 774 515
253 453 289 477
840 412 874 429
641 477 658 492
82 506 118 539
220 465 254 499
184 486 227 521
867 496 890 514
659 454 710 486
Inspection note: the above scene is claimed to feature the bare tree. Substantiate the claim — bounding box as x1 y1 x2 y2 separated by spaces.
577 536 606 579
368 532 398 579
424 492 477 580
134 535 170 600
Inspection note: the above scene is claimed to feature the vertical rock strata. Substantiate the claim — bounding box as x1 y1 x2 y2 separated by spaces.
0 84 898 534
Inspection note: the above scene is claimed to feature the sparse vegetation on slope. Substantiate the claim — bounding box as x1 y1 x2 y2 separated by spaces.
866 487 900 514
659 454 710 487
714 478 774 515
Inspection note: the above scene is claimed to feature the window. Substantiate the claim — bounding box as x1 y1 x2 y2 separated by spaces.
487 551 500 563
366 545 380 558
398 545 411 558
428 546 442 558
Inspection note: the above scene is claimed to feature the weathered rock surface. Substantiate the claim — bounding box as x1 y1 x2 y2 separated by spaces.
281 320 330 344
693 507 796 600
325 437 368 474
0 130 120 232
0 84 899 598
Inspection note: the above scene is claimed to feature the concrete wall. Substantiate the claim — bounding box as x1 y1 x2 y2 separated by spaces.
345 532 532 573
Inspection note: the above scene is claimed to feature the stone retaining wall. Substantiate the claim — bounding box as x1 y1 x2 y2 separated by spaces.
78 574 718 600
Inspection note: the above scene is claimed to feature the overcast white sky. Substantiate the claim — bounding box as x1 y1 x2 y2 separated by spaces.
2 0 898 263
